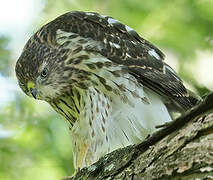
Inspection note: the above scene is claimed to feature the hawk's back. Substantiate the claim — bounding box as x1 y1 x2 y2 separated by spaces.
33 11 198 111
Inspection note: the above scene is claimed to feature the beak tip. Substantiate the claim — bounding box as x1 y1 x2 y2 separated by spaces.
30 88 37 99
32 94 37 99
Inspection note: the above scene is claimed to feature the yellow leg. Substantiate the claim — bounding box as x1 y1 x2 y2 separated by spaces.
76 143 88 169
61 144 88 180
61 144 88 179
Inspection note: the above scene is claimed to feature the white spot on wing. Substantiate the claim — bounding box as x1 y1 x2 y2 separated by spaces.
109 42 120 48
57 29 73 38
165 65 176 74
148 49 161 60
163 65 166 74
164 65 181 81
86 12 95 16
126 53 131 58
113 43 120 48
125 25 134 32
108 18 120 25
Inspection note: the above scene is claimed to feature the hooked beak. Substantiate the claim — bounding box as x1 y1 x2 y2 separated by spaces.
30 88 38 99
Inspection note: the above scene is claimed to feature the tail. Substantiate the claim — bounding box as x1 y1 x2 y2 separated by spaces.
186 89 202 107
165 89 202 119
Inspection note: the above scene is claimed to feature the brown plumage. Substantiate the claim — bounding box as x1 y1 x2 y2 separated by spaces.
15 11 200 170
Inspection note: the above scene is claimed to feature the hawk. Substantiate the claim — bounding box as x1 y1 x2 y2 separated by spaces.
15 11 199 171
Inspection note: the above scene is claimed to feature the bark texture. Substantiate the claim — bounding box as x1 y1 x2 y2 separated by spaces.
65 93 213 180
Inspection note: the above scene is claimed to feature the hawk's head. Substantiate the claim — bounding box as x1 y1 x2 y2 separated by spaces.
15 38 74 101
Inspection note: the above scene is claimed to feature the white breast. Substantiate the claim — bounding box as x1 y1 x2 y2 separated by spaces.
104 73 172 151
70 67 172 168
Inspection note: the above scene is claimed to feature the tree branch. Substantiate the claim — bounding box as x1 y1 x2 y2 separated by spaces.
65 93 213 180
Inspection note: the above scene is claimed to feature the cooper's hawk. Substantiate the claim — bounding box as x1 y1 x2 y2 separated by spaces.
15 11 199 171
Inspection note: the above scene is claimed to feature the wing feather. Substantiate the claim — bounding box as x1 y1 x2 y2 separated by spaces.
40 11 198 110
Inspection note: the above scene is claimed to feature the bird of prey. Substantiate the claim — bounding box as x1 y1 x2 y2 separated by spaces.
15 11 199 170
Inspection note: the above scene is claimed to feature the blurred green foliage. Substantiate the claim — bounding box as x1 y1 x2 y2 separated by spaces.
0 36 10 76
0 0 213 179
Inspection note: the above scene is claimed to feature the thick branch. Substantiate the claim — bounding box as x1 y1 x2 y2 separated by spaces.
66 93 213 180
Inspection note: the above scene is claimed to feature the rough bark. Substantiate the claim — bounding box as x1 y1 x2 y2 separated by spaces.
65 93 213 180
